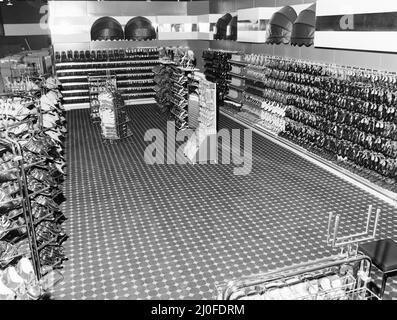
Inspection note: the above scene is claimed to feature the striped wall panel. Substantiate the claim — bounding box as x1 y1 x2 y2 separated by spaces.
315 0 397 53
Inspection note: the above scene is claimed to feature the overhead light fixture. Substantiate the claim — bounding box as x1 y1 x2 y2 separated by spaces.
6 0 13 6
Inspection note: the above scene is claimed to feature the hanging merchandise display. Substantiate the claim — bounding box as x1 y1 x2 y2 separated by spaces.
265 6 298 44
90 16 125 41
290 3 316 47
98 88 132 142
220 52 397 193
203 49 238 105
54 47 159 109
0 75 67 299
154 47 197 120
88 74 117 123
224 54 246 112
169 67 196 131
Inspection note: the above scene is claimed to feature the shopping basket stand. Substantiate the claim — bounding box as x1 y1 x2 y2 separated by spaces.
327 205 381 257
216 205 382 300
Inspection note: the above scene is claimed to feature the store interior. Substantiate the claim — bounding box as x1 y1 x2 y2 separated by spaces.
1 0 397 300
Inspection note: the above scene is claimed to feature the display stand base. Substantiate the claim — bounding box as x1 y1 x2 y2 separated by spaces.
183 129 217 164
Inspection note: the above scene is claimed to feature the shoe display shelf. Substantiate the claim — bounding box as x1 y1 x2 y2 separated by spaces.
98 88 133 144
203 49 240 106
0 77 67 299
183 72 217 163
153 60 176 115
54 48 160 110
169 66 199 132
217 52 397 195
88 73 117 123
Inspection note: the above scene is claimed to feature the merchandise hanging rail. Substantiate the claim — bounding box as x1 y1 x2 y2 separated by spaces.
55 59 159 67
0 73 69 299
220 108 397 207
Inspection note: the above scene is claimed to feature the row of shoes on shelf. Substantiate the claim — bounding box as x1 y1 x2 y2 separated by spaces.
245 84 289 106
247 69 397 124
289 96 397 138
223 100 242 112
170 70 191 130
284 120 397 179
203 50 234 103
153 64 174 113
286 106 397 158
57 66 154 78
0 256 62 300
246 61 395 93
242 54 397 179
55 48 159 63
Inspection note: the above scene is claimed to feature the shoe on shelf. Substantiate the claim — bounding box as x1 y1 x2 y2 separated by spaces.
0 171 17 184
0 241 18 267
0 216 13 239
16 258 35 281
1 266 24 292
0 277 15 300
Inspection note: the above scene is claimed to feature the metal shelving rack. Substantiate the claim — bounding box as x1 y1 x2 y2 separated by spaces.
98 88 133 144
0 130 42 280
169 66 199 132
217 205 382 300
88 73 117 123
54 48 159 109
1 86 67 295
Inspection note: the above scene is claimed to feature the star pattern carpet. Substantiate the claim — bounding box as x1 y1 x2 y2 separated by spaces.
51 104 397 300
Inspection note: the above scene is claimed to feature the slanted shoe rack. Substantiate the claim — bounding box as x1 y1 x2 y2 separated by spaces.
0 83 67 299
183 72 217 163
98 87 132 144
153 60 175 115
0 132 42 281
169 66 199 132
54 48 159 110
226 53 246 113
88 73 117 123
203 49 241 106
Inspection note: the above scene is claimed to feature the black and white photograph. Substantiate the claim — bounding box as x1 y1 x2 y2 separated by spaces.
0 0 397 313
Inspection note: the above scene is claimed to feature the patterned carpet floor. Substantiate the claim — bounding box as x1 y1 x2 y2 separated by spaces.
51 104 397 300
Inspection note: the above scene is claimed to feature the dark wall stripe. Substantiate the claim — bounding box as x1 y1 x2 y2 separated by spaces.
1 1 45 24
0 5 4 36
0 35 50 58
316 12 397 32
238 19 269 31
